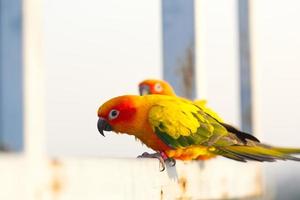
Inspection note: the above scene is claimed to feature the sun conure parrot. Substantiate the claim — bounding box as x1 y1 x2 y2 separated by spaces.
138 79 223 160
97 95 300 171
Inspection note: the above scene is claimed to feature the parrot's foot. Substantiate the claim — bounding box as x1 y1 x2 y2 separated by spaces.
137 152 176 172
160 152 176 168
137 152 166 171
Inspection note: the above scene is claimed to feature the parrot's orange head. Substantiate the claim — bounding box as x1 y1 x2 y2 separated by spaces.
97 95 145 136
138 79 176 96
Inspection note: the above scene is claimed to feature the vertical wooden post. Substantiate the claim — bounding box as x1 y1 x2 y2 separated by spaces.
0 0 23 151
162 0 196 99
23 0 45 159
238 0 254 133
23 0 50 198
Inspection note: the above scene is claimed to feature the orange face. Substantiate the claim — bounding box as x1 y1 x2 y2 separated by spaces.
97 95 145 136
138 79 176 96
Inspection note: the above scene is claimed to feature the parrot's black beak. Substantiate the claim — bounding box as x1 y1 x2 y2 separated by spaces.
97 117 112 136
139 85 150 96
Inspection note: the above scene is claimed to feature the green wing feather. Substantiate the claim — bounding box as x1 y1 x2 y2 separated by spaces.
148 98 231 149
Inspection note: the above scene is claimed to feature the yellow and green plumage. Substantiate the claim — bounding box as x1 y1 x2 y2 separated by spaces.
97 95 300 162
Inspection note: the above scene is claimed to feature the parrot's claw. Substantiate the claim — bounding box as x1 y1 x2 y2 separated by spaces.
137 152 154 158
137 152 176 172
159 163 166 172
165 158 176 167
137 152 166 171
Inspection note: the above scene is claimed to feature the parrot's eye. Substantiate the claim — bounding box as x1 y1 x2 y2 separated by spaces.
154 83 163 92
108 109 120 120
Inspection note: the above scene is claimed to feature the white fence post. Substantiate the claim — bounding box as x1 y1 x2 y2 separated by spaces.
23 0 51 199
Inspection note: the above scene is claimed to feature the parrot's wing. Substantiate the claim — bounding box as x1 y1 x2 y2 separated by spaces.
148 98 237 149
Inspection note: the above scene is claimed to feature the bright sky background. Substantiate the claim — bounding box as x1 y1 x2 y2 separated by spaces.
44 0 161 157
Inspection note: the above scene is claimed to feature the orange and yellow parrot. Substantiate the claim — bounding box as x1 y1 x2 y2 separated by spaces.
138 79 176 96
97 95 300 170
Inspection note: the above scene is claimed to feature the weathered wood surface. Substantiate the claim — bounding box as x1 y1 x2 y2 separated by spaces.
0 156 262 200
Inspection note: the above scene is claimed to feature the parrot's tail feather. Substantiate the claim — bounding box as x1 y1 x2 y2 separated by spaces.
216 148 247 162
261 145 300 155
214 146 300 162
221 123 260 143
218 147 277 162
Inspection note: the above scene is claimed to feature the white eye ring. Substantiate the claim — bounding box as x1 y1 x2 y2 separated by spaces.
154 83 163 92
108 109 120 120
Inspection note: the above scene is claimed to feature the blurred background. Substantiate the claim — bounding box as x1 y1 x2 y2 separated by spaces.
1 0 300 199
